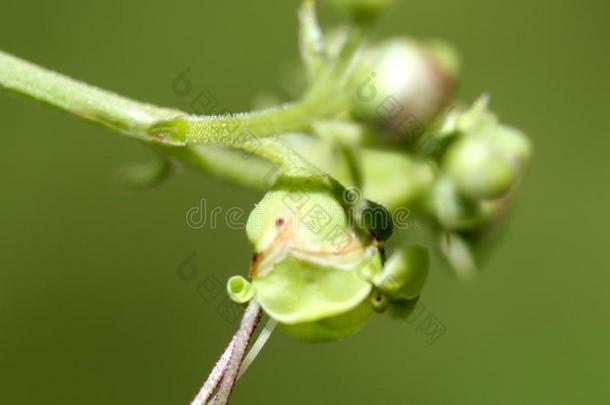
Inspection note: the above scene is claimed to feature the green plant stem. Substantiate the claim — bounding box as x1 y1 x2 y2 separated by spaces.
299 0 327 83
0 50 181 142
0 50 282 189
151 20 367 147
0 18 368 192
150 88 348 145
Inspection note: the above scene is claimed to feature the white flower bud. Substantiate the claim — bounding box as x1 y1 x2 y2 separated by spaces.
351 38 459 140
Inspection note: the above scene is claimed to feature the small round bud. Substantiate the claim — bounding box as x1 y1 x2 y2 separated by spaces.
373 246 429 300
444 136 516 200
351 38 459 140
442 97 532 199
371 292 389 313
492 125 533 167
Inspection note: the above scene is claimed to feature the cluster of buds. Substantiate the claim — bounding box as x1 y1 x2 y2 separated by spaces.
226 180 428 342
427 97 532 277
218 2 532 341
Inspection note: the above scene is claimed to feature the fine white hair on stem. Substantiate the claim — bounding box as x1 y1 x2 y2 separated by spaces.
190 336 236 405
206 300 262 405
210 300 262 404
191 301 276 405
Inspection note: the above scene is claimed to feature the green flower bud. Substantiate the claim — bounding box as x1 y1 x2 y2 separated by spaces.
351 38 459 140
245 182 385 342
444 136 516 199
443 98 532 199
373 246 429 300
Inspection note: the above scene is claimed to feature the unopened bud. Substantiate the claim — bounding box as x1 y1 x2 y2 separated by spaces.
444 136 516 199
443 98 532 199
351 38 459 140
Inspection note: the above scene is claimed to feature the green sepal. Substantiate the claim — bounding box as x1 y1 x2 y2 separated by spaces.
278 297 374 343
252 251 381 324
373 246 429 300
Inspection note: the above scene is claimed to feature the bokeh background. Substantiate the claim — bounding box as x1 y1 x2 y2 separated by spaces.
1 0 609 403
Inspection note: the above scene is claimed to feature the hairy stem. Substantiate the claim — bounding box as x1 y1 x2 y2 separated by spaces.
0 50 278 188
150 88 348 145
210 300 262 405
0 50 181 142
190 337 236 405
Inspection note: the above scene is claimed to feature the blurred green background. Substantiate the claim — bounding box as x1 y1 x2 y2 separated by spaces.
1 0 608 403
